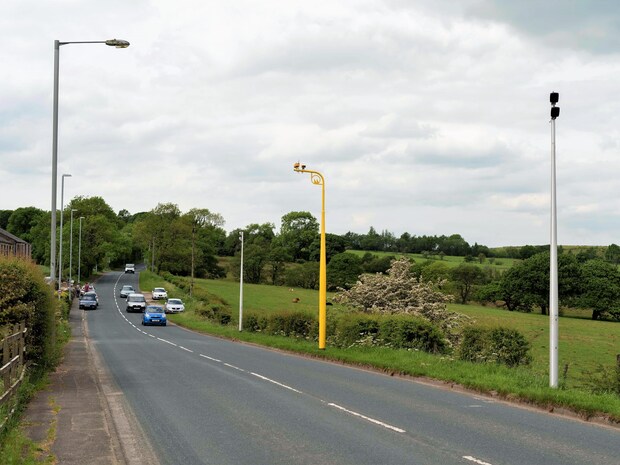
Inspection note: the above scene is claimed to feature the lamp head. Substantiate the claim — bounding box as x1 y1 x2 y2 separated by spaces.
105 39 130 48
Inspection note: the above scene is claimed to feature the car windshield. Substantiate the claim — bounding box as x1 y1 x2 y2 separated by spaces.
147 307 164 313
82 295 96 301
128 295 145 302
168 299 182 305
154 288 165 292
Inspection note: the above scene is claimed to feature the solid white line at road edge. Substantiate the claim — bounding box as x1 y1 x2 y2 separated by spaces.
327 403 406 433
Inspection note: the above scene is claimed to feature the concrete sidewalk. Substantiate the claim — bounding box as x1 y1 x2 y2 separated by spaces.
21 301 155 464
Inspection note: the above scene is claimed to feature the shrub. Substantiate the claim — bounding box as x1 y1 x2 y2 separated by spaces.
265 312 316 338
0 257 56 370
379 316 448 354
459 326 532 367
334 315 381 348
196 304 232 325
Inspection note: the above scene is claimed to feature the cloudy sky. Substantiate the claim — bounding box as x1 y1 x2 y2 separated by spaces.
2 0 620 247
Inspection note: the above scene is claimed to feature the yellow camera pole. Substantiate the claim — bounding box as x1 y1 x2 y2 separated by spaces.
293 163 327 349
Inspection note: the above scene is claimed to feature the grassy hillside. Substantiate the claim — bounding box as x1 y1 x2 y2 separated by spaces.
346 250 519 272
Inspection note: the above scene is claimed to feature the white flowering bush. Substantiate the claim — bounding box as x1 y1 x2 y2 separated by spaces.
333 258 471 345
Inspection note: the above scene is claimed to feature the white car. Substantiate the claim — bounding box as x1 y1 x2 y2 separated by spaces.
152 287 168 300
164 298 185 314
125 264 135 273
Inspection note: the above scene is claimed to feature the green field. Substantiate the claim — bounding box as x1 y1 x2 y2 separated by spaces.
140 271 620 421
345 250 520 272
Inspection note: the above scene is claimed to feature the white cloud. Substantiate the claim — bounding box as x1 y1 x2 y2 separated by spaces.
2 0 620 247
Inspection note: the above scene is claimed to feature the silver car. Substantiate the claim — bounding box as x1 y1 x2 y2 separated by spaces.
126 293 146 313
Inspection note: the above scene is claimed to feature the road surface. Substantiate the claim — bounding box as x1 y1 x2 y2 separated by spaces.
86 271 620 465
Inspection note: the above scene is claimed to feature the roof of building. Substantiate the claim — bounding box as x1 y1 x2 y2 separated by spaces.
0 228 28 244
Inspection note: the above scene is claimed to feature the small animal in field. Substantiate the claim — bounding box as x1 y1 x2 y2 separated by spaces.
292 297 300 303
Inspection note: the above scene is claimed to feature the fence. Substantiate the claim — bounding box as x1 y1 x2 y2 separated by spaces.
0 322 27 427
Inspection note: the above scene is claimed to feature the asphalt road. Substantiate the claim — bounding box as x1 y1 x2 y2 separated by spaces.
86 271 620 465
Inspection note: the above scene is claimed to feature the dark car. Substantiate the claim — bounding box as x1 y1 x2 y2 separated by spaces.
142 305 167 326
79 293 98 310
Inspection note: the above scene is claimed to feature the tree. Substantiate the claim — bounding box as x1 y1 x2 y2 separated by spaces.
605 244 620 265
327 253 363 290
6 207 45 244
278 211 318 261
333 258 467 344
267 245 291 285
0 210 12 229
285 262 320 289
450 264 486 304
496 251 581 314
576 259 620 320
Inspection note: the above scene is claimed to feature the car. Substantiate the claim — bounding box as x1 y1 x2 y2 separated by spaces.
142 305 167 326
79 292 98 310
126 293 146 313
125 263 135 274
151 287 168 300
164 298 185 314
119 285 135 298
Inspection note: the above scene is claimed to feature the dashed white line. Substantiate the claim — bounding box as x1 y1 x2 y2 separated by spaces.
199 354 221 363
327 403 406 433
179 346 193 353
157 338 177 347
224 363 244 372
463 456 493 465
250 372 303 394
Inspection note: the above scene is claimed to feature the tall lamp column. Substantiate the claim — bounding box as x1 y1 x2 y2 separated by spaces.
549 91 560 388
57 173 71 295
49 38 130 289
78 216 84 286
69 208 77 285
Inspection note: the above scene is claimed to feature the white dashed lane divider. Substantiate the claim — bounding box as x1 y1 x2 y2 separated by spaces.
109 274 416 440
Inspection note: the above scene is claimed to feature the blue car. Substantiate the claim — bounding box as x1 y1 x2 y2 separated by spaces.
142 305 167 326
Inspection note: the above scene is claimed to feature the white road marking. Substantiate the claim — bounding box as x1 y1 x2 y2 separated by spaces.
327 403 406 433
224 363 244 372
463 456 493 465
250 372 303 394
179 346 193 353
157 338 177 347
199 354 221 363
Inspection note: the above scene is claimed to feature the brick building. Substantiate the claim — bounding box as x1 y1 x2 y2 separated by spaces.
0 228 32 259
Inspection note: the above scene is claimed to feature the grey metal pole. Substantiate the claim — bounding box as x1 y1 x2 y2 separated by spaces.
78 216 84 286
238 231 244 331
69 209 77 284
550 92 560 388
50 40 60 287
57 173 71 296
49 38 129 289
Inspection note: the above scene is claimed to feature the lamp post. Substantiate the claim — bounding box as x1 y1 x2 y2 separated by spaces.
293 162 327 349
69 208 77 285
57 173 71 295
239 231 244 331
49 38 130 289
549 92 560 388
78 216 84 286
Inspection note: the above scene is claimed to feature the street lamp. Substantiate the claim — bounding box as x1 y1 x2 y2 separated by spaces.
293 162 327 350
239 231 244 332
78 216 84 286
69 208 77 286
49 38 130 290
549 91 560 388
57 173 71 294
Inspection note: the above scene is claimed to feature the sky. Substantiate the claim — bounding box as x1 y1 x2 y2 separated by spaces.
2 0 620 248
